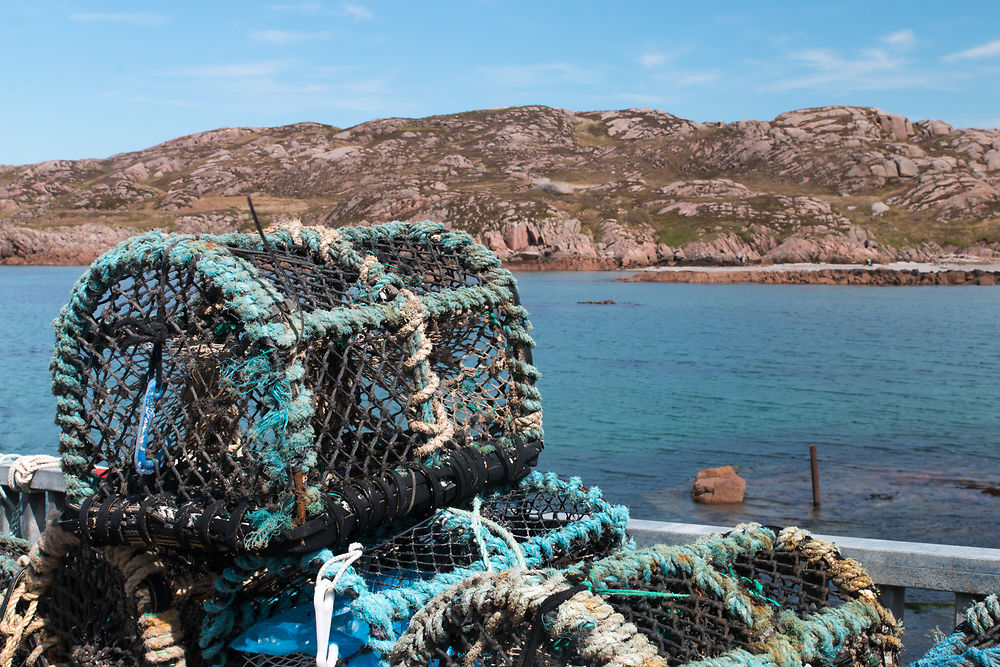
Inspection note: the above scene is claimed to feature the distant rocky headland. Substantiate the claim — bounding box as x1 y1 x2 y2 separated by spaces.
620 263 1000 286
2 105 1000 268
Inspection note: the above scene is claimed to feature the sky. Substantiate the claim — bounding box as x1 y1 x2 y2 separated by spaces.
2 1 1000 165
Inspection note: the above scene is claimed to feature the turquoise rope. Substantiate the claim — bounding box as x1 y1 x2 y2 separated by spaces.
202 473 630 666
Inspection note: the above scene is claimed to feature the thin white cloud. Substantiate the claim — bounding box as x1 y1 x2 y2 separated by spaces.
341 3 373 20
269 1 324 12
479 63 598 87
640 52 667 69
618 92 673 106
764 45 932 91
164 61 287 78
945 39 1000 61
70 13 167 26
883 29 916 50
250 29 329 44
130 96 203 109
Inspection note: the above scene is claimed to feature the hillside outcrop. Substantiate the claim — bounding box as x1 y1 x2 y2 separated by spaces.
2 105 1000 266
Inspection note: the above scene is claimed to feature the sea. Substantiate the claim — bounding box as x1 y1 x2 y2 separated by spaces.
2 266 998 656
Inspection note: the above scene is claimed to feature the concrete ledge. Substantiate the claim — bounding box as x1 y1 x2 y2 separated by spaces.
629 519 1000 595
0 463 65 493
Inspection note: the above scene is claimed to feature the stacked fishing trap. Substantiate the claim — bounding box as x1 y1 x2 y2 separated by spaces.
0 220 906 667
391 523 901 667
51 220 542 552
912 595 999 667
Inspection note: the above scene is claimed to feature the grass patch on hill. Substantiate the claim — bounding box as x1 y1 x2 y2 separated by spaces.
828 193 1000 247
573 119 618 148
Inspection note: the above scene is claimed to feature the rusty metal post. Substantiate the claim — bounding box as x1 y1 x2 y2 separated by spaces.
810 445 820 507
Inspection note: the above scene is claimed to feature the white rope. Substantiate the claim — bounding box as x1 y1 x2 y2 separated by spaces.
397 289 454 457
263 222 342 258
314 543 364 667
5 456 60 493
446 496 527 571
358 254 377 285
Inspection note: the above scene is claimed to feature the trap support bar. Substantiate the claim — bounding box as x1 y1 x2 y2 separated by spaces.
56 437 541 554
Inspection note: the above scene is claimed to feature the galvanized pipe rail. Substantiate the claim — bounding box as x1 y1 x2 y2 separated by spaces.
2 463 998 629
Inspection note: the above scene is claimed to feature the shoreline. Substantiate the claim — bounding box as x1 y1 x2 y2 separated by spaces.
617 261 1000 285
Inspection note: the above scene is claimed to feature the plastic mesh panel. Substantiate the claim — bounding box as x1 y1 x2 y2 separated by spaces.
233 653 314 667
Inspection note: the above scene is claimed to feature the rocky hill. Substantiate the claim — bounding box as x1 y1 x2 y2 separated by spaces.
3 105 1000 267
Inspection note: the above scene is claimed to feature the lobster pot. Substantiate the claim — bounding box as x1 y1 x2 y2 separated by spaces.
913 595 999 667
390 525 901 667
204 473 629 667
52 221 542 552
0 526 213 667
0 534 29 625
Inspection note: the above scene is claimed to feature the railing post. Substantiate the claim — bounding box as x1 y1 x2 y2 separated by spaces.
878 585 905 621
20 490 47 544
0 492 12 536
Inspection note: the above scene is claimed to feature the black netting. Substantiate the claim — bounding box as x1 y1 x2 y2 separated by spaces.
34 546 146 666
395 528 901 667
69 261 268 504
2 539 218 667
229 244 362 310
601 571 754 665
354 234 483 294
960 608 1000 651
354 483 619 593
0 535 29 629
723 539 851 614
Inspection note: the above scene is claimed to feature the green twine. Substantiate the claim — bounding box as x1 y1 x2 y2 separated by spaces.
582 580 688 600
728 565 781 608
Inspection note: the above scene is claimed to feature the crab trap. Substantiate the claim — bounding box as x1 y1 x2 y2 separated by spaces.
0 525 215 667
51 221 542 553
912 594 999 667
196 473 630 666
389 524 901 667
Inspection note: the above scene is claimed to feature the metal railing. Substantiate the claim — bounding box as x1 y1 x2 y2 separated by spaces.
3 462 998 629
0 462 65 544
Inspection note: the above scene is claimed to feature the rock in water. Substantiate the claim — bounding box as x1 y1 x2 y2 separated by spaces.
692 465 746 504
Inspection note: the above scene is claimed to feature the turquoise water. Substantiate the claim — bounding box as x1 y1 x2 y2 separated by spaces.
2 267 999 549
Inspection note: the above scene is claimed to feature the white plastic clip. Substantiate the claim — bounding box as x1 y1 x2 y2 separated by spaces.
315 542 364 667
